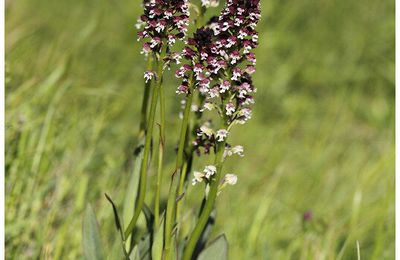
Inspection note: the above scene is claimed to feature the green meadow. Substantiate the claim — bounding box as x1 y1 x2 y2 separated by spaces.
5 0 394 259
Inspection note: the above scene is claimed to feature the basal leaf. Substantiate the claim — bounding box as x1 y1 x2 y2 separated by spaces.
197 234 228 260
151 216 164 260
123 145 144 228
82 204 105 260
138 234 152 260
123 145 144 248
142 203 154 232
129 245 140 260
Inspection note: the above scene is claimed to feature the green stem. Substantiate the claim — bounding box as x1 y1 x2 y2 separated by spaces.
176 159 188 221
164 7 206 256
176 86 194 169
164 80 194 260
154 71 165 229
182 141 226 260
174 5 208 228
139 56 154 138
124 56 164 239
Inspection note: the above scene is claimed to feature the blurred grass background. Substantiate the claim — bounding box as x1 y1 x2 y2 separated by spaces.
5 0 394 259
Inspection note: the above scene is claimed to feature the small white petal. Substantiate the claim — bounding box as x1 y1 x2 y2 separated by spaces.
224 174 238 185
204 165 217 179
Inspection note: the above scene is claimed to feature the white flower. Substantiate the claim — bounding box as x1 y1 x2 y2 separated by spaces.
209 87 219 98
198 125 214 137
191 104 199 112
252 34 259 43
219 80 231 93
224 145 244 157
155 22 166 33
225 102 236 116
168 35 176 46
231 68 242 81
201 102 214 112
201 0 219 8
135 18 145 29
144 71 154 83
204 165 217 179
150 38 161 48
192 171 205 185
164 10 173 19
194 64 203 74
200 51 209 60
224 174 238 185
237 108 252 124
171 52 182 64
232 145 244 157
216 129 228 142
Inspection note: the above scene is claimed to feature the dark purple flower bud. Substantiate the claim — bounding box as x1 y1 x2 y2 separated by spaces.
183 64 192 71
137 31 146 40
194 64 204 74
303 211 313 222
188 38 197 45
245 65 256 74
182 47 195 59
141 42 152 55
246 53 256 64
176 82 189 94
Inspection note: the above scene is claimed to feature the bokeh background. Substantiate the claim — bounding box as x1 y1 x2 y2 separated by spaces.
5 0 394 259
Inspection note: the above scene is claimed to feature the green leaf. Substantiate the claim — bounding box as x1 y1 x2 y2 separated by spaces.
197 234 228 260
138 234 152 260
123 144 144 228
82 204 105 260
129 245 140 260
104 193 124 239
198 210 216 249
107 239 125 260
151 216 164 260
123 144 144 246
171 234 177 260
142 203 154 232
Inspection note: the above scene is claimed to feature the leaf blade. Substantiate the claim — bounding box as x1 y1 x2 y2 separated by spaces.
151 216 164 260
197 234 228 260
82 204 105 260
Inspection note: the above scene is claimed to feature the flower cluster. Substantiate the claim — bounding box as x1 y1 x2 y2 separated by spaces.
223 144 244 158
176 0 260 156
192 166 238 187
204 0 260 125
192 165 217 185
193 123 229 155
136 0 190 55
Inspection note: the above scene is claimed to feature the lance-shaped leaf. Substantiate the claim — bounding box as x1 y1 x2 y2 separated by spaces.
123 144 144 248
105 193 124 240
107 239 125 260
138 234 152 260
151 215 165 260
123 144 144 227
82 204 105 260
197 234 228 260
142 203 154 232
129 245 140 260
198 210 216 249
